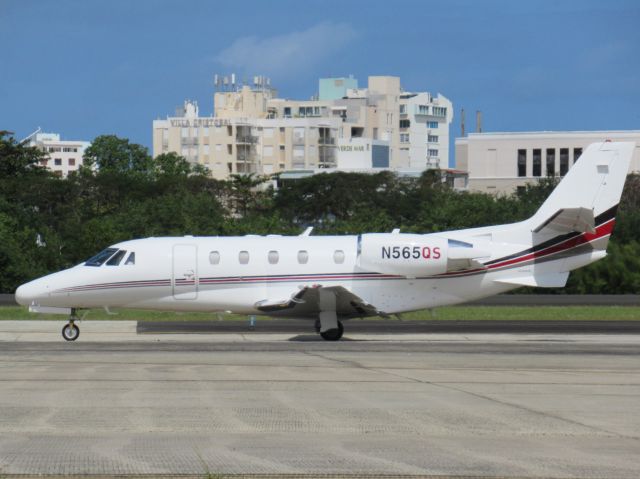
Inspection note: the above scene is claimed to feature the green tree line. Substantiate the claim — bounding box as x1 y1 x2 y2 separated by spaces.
1 132 639 294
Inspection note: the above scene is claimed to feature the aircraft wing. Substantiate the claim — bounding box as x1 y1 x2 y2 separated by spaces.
533 207 595 235
254 285 388 319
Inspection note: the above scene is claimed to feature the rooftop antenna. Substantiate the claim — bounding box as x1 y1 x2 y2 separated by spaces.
20 127 41 144
476 110 482 133
460 109 465 137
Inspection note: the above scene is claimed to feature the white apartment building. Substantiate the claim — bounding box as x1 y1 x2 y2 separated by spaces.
25 131 90 177
399 91 452 170
456 131 640 194
152 76 454 180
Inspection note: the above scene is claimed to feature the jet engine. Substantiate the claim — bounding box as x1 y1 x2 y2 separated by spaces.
358 233 489 277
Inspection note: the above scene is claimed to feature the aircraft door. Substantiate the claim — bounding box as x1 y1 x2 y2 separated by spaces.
173 244 198 300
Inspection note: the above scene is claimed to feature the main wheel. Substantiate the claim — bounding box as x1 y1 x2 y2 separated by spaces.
62 323 80 341
320 321 344 341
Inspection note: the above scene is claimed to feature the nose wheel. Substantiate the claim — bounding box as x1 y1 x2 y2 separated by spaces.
62 320 80 341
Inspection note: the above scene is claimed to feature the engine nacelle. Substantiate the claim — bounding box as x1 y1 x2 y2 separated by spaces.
358 233 448 277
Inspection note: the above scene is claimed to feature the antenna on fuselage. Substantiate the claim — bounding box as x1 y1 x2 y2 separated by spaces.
300 227 313 236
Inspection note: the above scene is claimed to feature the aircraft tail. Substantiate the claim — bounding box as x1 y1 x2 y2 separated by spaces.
492 141 634 289
527 141 635 246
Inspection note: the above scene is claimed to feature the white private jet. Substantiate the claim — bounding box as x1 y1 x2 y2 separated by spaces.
15 141 635 341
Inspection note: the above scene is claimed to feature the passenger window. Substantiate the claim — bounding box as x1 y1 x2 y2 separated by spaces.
106 250 126 266
124 252 135 265
297 250 309 264
333 250 345 264
268 250 279 264
239 251 250 264
209 251 220 265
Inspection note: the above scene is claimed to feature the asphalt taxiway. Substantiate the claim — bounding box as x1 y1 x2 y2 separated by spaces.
0 323 639 478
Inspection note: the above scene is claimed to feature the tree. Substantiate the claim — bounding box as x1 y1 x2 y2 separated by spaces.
0 132 49 178
82 135 154 175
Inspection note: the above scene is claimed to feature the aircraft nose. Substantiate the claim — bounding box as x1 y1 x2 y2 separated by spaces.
15 280 45 306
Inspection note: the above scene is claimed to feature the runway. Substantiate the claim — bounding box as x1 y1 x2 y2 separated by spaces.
0 335 639 478
137 318 640 334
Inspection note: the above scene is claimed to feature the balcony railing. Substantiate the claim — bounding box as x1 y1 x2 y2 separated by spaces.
235 135 258 144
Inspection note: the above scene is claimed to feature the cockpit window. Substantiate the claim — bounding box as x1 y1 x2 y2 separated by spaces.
85 248 118 267
124 252 135 265
106 250 126 266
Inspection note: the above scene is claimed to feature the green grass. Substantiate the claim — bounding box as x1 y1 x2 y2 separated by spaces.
1 305 640 321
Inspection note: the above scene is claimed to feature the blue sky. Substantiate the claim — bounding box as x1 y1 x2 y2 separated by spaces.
1 0 639 166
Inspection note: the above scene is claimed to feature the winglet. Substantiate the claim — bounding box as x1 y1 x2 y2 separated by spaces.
300 227 313 236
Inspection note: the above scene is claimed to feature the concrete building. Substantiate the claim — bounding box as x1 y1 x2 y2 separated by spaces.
456 130 640 194
24 130 90 177
319 76 358 100
152 75 453 180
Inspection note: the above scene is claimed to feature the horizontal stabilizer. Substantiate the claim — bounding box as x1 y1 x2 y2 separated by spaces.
495 272 569 288
533 207 595 235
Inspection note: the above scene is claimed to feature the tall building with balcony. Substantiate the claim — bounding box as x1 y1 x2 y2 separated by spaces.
152 75 453 179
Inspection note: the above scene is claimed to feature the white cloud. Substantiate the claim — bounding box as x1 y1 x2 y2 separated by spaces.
214 22 357 78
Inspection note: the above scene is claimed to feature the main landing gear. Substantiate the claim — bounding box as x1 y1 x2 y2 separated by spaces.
62 310 80 341
314 289 345 341
314 318 344 341
320 320 344 341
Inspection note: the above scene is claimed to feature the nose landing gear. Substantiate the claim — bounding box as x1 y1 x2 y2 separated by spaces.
62 310 80 341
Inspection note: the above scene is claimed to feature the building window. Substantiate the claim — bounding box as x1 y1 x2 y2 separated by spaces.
427 121 438 129
546 148 555 176
427 149 438 157
297 250 309 264
417 105 429 115
400 133 410 143
284 107 291 118
428 135 439 143
238 251 249 264
399 104 407 114
432 106 447 117
573 147 583 164
532 149 542 177
268 250 279 264
399 119 410 129
333 250 345 264
517 149 527 177
209 251 220 264
54 158 62 166
181 127 188 138
68 158 76 166
560 148 569 176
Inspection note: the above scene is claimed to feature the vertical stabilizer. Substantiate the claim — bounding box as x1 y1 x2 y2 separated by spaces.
529 142 635 228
